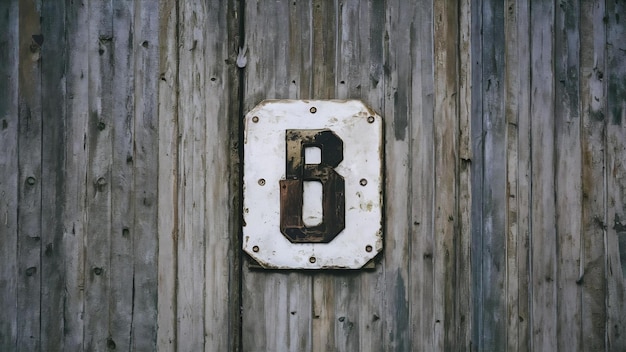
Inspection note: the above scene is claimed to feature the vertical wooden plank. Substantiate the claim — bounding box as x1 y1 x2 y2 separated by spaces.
176 1 207 349
39 0 67 349
203 0 241 350
554 1 582 350
432 0 459 349
606 0 626 349
457 0 473 348
62 0 89 349
480 0 507 349
504 0 532 350
530 1 557 350
17 0 42 349
84 0 114 349
157 0 178 349
131 1 160 350
514 2 532 350
579 0 607 350
108 1 136 350
0 1 19 349
470 0 484 347
242 2 314 351
381 0 416 350
330 2 385 352
504 1 521 349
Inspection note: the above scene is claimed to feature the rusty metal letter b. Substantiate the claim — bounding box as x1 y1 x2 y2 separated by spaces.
279 129 345 243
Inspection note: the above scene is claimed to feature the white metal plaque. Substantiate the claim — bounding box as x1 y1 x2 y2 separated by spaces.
243 100 383 269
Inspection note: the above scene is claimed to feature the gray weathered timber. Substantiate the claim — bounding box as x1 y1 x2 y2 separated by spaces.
242 2 315 351
156 0 179 349
131 2 160 349
607 0 626 349
109 2 136 349
1 1 625 351
580 1 608 350
17 1 43 350
479 0 507 349
505 0 532 350
40 0 67 348
554 1 583 351
0 0 18 349
242 1 471 351
62 1 90 349
530 1 558 350
84 1 114 350
176 1 209 349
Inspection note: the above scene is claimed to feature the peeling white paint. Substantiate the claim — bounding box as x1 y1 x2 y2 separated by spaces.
243 100 384 269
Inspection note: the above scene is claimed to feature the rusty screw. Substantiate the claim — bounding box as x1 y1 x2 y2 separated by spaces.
309 256 316 263
310 107 317 114
366 245 373 253
258 178 266 186
252 246 259 253
252 116 259 123
367 116 375 123
359 178 368 186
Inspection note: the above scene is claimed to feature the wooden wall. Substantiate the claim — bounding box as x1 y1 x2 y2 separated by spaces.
0 0 624 351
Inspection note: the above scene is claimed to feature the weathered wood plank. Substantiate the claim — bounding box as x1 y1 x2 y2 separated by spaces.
514 2 532 349
554 1 583 350
470 0 484 346
39 1 67 349
530 1 557 350
203 0 240 350
382 0 418 350
17 0 42 349
432 0 460 349
479 0 507 349
156 0 178 349
331 2 384 351
0 1 19 349
457 0 473 348
580 1 607 350
176 1 208 349
504 0 521 349
504 0 532 350
606 0 626 349
84 0 114 349
109 1 136 350
131 2 160 350
242 1 314 351
62 1 89 349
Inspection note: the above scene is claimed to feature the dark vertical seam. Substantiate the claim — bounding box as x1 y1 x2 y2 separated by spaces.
237 0 245 350
173 0 180 350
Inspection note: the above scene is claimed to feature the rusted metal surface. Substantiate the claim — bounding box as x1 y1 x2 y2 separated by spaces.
280 129 345 243
243 100 383 269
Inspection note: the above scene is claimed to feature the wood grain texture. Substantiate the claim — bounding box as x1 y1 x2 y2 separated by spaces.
580 1 608 350
530 1 557 350
242 1 471 351
479 0 507 349
176 1 208 349
39 0 67 349
606 0 626 349
157 0 179 350
84 1 114 350
0 1 19 349
131 2 160 350
554 1 582 351
109 2 136 350
62 1 90 349
1 1 626 351
242 2 315 351
17 1 43 349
